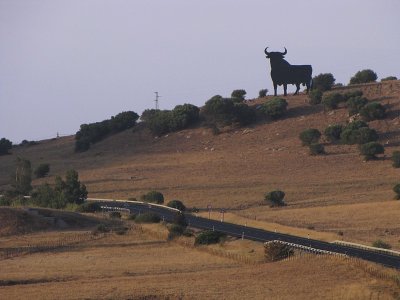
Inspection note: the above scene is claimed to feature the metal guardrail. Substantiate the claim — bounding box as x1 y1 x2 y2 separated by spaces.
332 240 400 257
265 240 347 257
86 198 181 213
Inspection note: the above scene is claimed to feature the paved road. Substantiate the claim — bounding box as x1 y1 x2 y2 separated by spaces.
98 200 400 269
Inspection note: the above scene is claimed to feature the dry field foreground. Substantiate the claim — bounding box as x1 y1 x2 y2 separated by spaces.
1 80 400 249
0 223 398 300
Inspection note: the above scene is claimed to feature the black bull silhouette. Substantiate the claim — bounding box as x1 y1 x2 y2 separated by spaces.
264 47 312 96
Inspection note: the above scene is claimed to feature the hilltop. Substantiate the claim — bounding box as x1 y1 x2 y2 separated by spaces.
1 80 400 248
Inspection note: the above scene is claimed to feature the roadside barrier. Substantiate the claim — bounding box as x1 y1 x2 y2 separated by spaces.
332 240 400 257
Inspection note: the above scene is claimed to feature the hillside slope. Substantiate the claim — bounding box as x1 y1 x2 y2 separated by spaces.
1 80 400 248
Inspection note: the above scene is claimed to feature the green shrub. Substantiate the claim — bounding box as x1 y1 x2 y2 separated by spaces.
194 230 226 245
265 190 286 207
76 201 102 213
95 224 110 233
0 138 12 155
169 104 200 131
343 90 363 100
359 142 384 160
299 129 321 146
312 73 335 91
231 89 246 102
309 143 325 155
233 103 256 126
261 98 288 119
34 163 50 178
322 93 345 110
19 140 39 147
360 102 386 121
31 184 67 209
324 124 343 142
372 240 391 249
392 151 400 168
0 195 12 206
393 183 400 200
308 89 323 105
345 120 368 131
259 89 268 97
168 224 185 239
381 76 397 82
140 191 164 204
75 111 139 152
167 200 186 211
134 212 161 223
349 69 377 84
340 126 378 145
346 96 368 115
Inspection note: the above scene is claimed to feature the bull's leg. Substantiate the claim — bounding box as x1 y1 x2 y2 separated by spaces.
273 82 278 96
294 83 300 95
283 84 287 96
306 82 311 94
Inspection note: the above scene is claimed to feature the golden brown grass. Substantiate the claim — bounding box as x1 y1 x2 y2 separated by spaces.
1 81 400 250
0 225 398 299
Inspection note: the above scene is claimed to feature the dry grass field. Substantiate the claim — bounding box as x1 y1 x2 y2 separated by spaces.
1 80 400 250
0 217 398 300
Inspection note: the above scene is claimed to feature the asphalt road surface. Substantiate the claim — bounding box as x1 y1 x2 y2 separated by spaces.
97 200 400 269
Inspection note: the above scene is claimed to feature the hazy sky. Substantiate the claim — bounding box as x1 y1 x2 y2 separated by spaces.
1 0 399 143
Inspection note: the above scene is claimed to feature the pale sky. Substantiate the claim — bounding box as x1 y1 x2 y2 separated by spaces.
1 0 399 143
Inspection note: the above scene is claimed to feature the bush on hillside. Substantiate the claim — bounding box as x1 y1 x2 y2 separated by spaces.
34 163 50 178
299 129 321 146
19 140 39 147
340 127 378 145
31 184 67 209
392 151 400 168
233 103 256 126
169 104 200 131
259 89 268 97
194 230 226 245
167 200 186 211
360 102 386 121
372 240 392 249
346 96 368 115
0 138 12 155
312 73 336 92
134 212 161 223
308 89 323 105
260 97 288 119
109 211 122 219
76 201 102 213
343 90 363 100
381 76 397 82
349 69 377 84
322 93 345 110
265 190 286 207
393 183 400 200
140 191 164 204
359 142 384 160
75 111 139 152
231 89 246 102
344 120 368 131
309 143 325 155
324 124 343 142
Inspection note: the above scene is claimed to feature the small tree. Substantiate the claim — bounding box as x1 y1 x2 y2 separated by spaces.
322 93 345 110
0 138 12 155
195 230 226 245
346 96 368 115
261 98 288 119
324 124 343 142
264 242 294 262
312 73 335 91
360 102 386 121
265 190 286 207
167 200 186 211
13 157 32 195
359 142 384 160
231 89 246 102
340 126 378 145
349 69 377 84
372 240 391 249
392 151 400 168
381 76 397 82
299 129 321 146
258 89 268 97
393 183 400 200
134 212 161 223
308 89 323 105
34 163 50 178
343 90 363 100
309 143 325 155
140 191 164 204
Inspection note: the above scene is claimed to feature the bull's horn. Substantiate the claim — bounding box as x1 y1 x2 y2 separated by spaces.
282 47 287 55
264 47 270 55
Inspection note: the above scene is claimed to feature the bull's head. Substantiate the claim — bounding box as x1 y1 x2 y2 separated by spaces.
264 47 287 59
